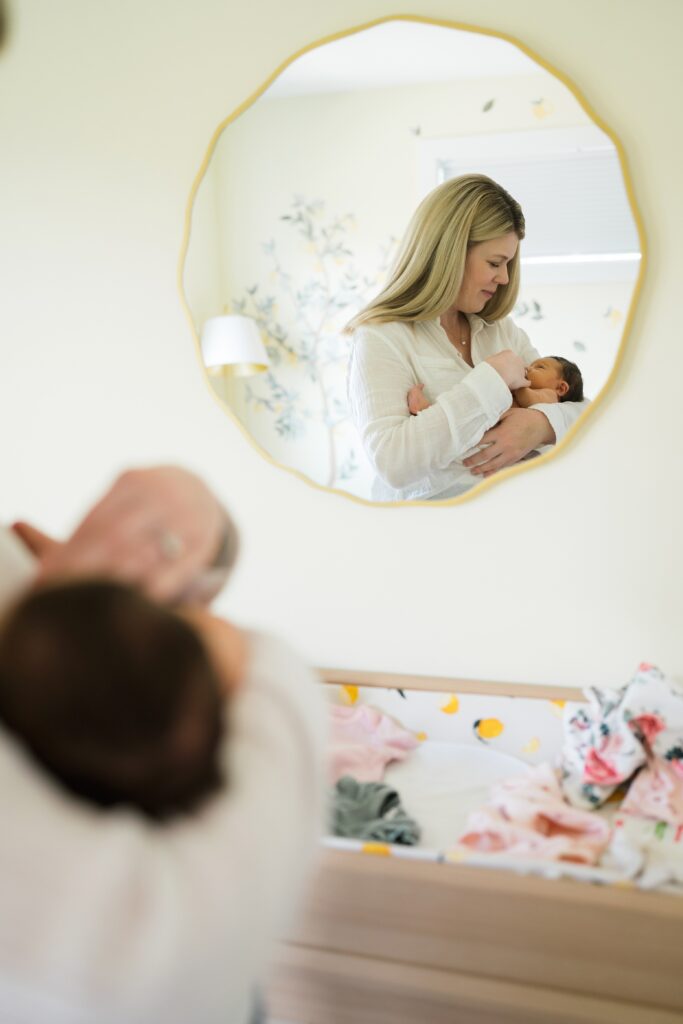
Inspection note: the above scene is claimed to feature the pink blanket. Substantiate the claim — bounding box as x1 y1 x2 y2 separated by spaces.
561 664 683 810
620 757 683 825
329 704 419 784
459 763 611 864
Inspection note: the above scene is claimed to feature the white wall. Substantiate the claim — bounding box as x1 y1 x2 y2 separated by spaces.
0 0 680 688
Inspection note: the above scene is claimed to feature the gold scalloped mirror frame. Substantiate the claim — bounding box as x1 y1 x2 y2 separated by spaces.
178 13 646 508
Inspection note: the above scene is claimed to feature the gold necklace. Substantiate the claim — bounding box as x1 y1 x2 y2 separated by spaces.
441 312 469 351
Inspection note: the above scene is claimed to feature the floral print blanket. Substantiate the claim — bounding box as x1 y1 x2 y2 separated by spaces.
561 663 683 819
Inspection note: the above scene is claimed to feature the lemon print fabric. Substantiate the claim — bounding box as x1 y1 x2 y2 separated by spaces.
549 699 566 719
522 736 541 755
340 684 359 705
361 842 391 857
440 694 460 715
474 717 504 742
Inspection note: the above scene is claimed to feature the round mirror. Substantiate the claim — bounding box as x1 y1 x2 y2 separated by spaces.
181 17 643 503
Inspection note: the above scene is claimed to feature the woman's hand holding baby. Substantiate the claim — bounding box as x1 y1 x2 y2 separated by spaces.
485 349 529 390
463 407 555 477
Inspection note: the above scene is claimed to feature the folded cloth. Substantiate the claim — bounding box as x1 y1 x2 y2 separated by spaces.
330 776 421 845
458 762 611 864
561 664 683 810
620 757 683 825
602 815 683 890
329 704 419 784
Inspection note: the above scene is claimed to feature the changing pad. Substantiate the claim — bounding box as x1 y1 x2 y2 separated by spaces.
324 686 683 892
384 740 529 850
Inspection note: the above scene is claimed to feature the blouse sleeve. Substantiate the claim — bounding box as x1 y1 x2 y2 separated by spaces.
348 326 512 491
0 631 325 1022
528 396 590 444
506 319 591 444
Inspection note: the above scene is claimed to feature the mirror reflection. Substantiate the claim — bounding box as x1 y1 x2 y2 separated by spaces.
183 19 641 502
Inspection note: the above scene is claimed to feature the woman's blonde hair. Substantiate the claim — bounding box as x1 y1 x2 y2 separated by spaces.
345 174 525 332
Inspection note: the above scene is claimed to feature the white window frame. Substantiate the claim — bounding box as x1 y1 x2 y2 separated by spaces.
418 125 641 285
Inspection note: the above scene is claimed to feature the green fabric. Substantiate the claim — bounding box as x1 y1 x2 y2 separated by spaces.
330 775 421 845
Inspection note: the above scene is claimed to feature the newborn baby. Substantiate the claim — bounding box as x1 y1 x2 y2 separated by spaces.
511 356 584 407
408 354 584 414
0 580 237 819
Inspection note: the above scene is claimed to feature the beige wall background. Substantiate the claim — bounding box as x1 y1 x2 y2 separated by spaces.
0 0 680 688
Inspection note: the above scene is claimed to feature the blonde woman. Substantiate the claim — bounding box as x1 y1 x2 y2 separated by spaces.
346 175 588 501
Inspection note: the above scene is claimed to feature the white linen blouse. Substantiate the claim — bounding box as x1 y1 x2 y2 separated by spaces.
347 315 588 501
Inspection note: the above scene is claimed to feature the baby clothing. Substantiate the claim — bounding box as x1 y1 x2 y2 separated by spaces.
602 816 683 889
561 664 683 810
619 757 683 825
329 704 419 784
331 776 421 845
458 762 611 864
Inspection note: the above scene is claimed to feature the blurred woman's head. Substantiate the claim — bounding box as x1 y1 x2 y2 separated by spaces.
0 580 225 819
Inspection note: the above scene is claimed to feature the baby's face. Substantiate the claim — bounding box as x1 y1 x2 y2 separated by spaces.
526 358 565 394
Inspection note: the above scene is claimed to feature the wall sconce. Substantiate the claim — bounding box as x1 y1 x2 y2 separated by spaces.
200 315 270 378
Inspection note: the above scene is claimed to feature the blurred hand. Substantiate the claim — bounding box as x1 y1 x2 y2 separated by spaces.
180 607 247 696
35 466 228 603
463 408 555 477
484 349 529 391
11 521 62 561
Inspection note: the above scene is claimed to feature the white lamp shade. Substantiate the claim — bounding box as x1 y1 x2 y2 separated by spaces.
200 315 270 377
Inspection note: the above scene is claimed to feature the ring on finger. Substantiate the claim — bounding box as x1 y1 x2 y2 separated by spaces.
157 529 185 561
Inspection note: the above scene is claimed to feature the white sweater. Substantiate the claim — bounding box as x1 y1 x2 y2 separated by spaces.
0 529 324 1024
348 316 588 501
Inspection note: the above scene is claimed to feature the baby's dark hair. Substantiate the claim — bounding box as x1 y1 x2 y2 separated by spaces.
0 580 225 820
550 356 584 402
